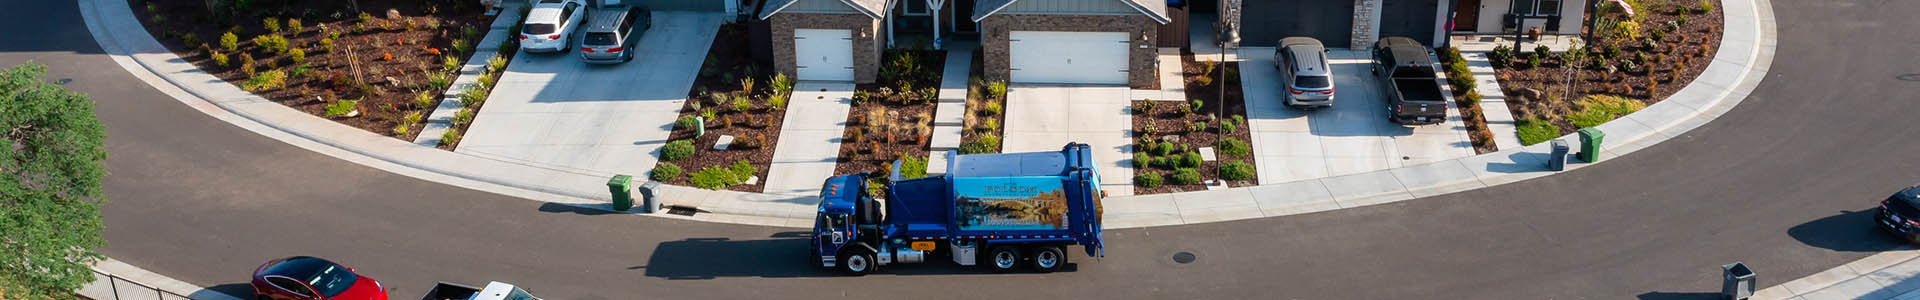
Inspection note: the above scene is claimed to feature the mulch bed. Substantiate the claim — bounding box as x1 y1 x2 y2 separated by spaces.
959 49 1006 154
1440 51 1500 154
1492 0 1725 134
662 24 784 193
1130 55 1258 195
130 0 496 141
833 50 948 177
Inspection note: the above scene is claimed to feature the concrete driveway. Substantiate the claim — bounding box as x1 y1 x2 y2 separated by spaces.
1002 85 1135 196
1239 48 1474 184
458 12 724 176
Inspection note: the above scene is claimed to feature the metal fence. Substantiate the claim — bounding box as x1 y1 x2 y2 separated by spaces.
78 269 195 300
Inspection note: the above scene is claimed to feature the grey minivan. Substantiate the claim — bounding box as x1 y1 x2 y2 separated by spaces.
1274 37 1335 108
579 5 651 64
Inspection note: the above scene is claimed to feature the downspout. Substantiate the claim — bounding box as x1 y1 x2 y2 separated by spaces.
887 0 898 48
930 0 944 50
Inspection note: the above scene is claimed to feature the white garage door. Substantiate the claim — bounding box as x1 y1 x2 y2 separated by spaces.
793 29 854 81
1009 31 1130 85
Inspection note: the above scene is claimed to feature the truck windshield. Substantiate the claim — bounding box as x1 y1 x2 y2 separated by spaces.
828 214 849 228
505 287 543 300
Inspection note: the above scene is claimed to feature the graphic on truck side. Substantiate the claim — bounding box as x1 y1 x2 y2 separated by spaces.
955 177 1070 231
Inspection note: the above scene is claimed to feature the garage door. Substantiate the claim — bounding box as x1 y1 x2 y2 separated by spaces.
793 29 854 81
1008 31 1129 85
1379 0 1440 46
1241 0 1354 47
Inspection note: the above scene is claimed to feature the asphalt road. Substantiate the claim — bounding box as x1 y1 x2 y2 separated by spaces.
8 0 1917 298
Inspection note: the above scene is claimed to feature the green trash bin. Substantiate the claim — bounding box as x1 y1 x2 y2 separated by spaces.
608 175 634 211
1577 127 1605 163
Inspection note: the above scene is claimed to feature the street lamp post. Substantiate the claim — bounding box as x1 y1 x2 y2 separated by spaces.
1218 24 1239 121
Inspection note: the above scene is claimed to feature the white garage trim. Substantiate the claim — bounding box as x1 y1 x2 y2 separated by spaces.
794 28 855 81
1008 31 1130 85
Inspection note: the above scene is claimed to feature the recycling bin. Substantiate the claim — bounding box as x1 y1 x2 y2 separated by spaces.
1548 139 1569 171
1722 262 1756 300
608 175 634 211
1577 127 1605 162
638 180 662 213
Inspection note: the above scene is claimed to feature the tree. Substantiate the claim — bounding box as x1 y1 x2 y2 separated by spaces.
0 62 109 299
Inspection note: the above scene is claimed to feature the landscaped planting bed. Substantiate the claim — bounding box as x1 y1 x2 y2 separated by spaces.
656 24 787 192
833 50 946 182
1439 47 1498 154
960 50 1007 154
131 0 500 141
1131 56 1257 194
1492 0 1723 145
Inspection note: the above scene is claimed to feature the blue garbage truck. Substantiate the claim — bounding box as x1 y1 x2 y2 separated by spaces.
813 143 1105 275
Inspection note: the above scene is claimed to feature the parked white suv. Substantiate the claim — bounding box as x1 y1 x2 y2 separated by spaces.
520 0 587 54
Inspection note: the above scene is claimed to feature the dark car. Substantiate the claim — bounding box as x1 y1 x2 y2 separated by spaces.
250 256 387 300
1879 186 1920 241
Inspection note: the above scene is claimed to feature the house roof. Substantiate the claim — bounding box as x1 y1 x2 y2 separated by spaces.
972 0 1169 24
759 0 889 20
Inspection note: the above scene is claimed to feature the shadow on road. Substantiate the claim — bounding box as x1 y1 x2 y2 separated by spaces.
639 233 1076 279
200 283 254 299
1634 291 1722 300
536 202 620 216
1788 209 1907 252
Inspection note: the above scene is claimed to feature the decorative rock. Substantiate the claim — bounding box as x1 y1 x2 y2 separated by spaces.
1205 180 1228 190
713 135 735 150
1159 135 1181 144
1199 147 1217 161
1517 88 1546 103
744 176 759 185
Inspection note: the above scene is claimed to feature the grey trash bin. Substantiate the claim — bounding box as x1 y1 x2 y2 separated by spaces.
1722 262 1756 300
637 180 662 213
1548 139 1570 171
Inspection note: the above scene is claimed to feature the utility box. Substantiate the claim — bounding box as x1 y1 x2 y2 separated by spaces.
608 175 634 211
1548 139 1569 171
1577 127 1605 162
1722 262 1756 300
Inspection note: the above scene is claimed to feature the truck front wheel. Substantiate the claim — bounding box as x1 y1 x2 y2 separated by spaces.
838 248 875 276
1030 246 1065 273
987 246 1022 273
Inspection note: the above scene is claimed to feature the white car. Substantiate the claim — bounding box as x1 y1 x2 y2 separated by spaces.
520 0 587 54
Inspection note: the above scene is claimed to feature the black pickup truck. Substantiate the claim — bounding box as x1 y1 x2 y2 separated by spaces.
1370 37 1448 125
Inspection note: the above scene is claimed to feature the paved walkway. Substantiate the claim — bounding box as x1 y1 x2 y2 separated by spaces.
1002 85 1135 196
414 3 523 146
1456 51 1524 150
1189 13 1236 62
458 12 723 177
927 44 974 175
1238 49 1476 184
1133 47 1188 102
763 81 853 196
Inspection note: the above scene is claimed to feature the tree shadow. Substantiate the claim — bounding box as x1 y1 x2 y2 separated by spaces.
1788 209 1908 252
1634 291 1723 300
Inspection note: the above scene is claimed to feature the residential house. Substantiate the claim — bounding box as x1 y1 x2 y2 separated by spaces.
758 0 890 83
1213 0 1587 49
1451 0 1586 36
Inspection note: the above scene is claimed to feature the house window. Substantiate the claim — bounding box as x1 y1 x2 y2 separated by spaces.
1512 0 1561 16
904 0 930 16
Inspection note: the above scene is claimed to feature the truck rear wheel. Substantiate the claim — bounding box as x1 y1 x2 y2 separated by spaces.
1030 246 1065 273
987 246 1021 273
838 248 875 276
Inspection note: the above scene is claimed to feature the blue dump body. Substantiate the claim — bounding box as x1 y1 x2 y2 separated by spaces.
813 143 1104 273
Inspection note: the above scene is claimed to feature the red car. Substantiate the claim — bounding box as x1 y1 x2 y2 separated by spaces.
250 256 387 300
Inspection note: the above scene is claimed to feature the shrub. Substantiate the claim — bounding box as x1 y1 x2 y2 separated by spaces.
439 128 461 146
896 154 928 179
984 101 1003 116
486 56 508 73
287 19 302 33
319 38 334 53
1133 152 1151 168
959 142 992 154
1568 95 1646 128
288 48 305 64
690 166 742 190
211 51 230 67
1462 89 1482 106
252 34 289 55
676 115 699 129
414 91 435 109
442 55 460 73
1216 138 1251 157
1695 0 1714 13
1219 161 1255 180
767 93 787 110
289 63 309 78
730 160 757 179
1178 152 1203 168
983 118 999 132
452 38 471 55
1533 45 1552 59
475 73 495 89
179 33 200 48
770 73 793 94
1189 99 1204 112
238 54 256 77
1220 120 1237 134
358 12 373 23
392 122 412 136
977 132 1001 150
1185 121 1205 133
1169 168 1201 185
1233 115 1245 127
451 108 474 125
1489 45 1512 68
241 69 286 91
661 140 695 161
732 97 751 112
220 32 239 52
1152 141 1173 156
1134 173 1163 188
1516 118 1561 145
649 163 683 181
427 72 450 91
1526 53 1543 68
323 99 358 117
1150 156 1175 170
1137 100 1157 114
263 17 281 33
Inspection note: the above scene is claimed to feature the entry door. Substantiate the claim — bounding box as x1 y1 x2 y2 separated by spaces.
794 29 855 81
1008 31 1129 85
1454 0 1481 31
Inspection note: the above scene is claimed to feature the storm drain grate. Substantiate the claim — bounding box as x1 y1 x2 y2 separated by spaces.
1172 252 1197 264
666 206 700 216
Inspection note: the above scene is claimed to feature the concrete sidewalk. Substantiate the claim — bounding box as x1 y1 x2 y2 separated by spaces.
762 81 853 196
1751 246 1920 300
927 45 975 175
1002 85 1136 196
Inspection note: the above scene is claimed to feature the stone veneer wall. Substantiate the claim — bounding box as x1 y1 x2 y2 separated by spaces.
1350 0 1382 49
770 13 883 83
979 14 1160 89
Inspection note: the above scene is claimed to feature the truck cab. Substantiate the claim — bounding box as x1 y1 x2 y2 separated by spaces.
811 175 881 274
1370 36 1448 125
